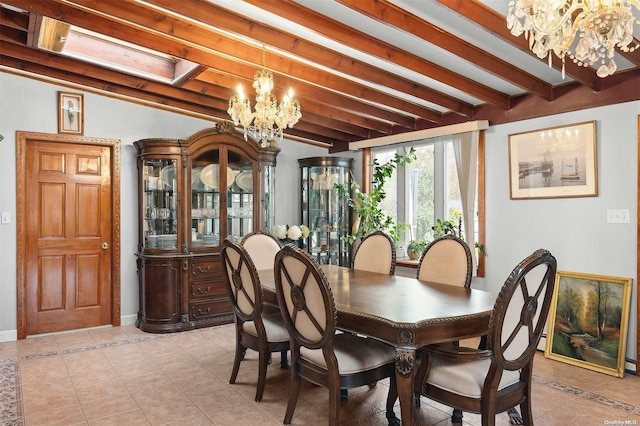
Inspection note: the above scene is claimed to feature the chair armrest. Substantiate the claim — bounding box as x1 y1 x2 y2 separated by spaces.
425 344 492 362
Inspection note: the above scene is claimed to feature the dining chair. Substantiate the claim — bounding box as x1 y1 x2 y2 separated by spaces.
352 230 396 275
416 234 472 287
274 244 399 426
221 239 290 402
415 249 557 426
240 230 282 271
240 230 283 315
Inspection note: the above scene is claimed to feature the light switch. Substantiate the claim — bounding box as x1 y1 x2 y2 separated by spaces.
606 209 630 224
1 212 9 224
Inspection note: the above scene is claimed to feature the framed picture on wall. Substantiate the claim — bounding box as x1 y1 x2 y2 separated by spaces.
544 270 632 378
58 91 84 135
508 120 597 199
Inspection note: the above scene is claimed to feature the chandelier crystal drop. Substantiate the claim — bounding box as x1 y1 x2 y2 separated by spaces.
507 0 640 78
227 47 302 148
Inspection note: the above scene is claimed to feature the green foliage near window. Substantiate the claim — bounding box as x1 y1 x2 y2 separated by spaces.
432 209 486 255
335 147 417 244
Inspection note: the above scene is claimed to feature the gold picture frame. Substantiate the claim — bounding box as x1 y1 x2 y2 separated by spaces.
58 91 84 135
544 270 632 378
508 120 597 199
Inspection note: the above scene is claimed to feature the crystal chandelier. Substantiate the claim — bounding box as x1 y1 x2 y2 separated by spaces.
227 47 302 148
507 0 640 78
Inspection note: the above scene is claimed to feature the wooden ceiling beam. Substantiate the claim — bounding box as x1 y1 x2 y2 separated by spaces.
0 41 352 143
243 0 508 110
435 0 602 91
9 0 426 132
67 0 440 125
336 0 553 101
0 5 29 31
0 23 27 45
143 0 477 116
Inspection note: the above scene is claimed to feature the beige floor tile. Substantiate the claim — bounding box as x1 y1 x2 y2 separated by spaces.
80 393 140 420
87 408 151 425
24 399 86 425
140 393 203 425
3 325 638 426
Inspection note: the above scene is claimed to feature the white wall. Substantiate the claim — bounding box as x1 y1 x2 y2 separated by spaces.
0 72 327 340
477 101 639 365
0 72 638 367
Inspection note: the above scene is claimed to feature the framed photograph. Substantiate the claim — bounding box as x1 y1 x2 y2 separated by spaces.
58 91 84 135
508 120 597 199
544 270 632 378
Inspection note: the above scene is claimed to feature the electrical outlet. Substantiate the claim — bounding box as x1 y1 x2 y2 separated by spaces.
1 212 9 224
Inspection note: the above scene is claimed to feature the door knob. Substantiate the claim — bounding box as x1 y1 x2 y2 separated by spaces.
102 242 109 250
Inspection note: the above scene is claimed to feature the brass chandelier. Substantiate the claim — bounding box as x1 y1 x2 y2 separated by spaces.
507 0 640 78
227 47 302 148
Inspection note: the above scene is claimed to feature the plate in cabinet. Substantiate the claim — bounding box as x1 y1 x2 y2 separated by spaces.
200 164 235 190
235 171 253 192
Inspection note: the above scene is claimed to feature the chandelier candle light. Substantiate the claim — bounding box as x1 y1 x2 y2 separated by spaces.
507 0 640 78
228 47 302 147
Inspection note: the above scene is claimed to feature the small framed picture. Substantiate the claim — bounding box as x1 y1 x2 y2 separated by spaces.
508 120 597 199
545 270 632 377
58 91 84 135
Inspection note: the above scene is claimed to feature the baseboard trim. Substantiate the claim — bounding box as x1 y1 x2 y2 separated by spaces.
0 314 139 342
0 329 17 343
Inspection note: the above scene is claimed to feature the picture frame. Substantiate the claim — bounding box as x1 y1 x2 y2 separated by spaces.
508 120 597 199
544 270 632 378
58 91 84 135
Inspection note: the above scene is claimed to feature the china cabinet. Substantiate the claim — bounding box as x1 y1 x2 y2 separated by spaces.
135 122 279 333
298 157 353 266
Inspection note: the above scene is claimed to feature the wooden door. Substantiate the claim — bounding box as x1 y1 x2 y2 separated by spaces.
17 132 121 338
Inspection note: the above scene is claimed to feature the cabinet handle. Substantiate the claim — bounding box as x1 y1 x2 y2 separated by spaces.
197 286 211 294
197 307 212 316
197 266 211 273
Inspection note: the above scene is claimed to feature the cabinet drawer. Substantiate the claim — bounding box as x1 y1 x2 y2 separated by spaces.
190 297 232 320
190 257 222 278
191 280 227 299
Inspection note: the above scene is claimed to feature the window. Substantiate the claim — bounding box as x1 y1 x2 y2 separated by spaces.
373 135 482 272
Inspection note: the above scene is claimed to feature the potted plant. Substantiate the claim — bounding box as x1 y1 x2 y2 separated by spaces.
432 209 486 256
335 147 416 246
407 239 428 260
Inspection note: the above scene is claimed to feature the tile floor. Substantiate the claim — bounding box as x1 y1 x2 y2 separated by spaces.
0 324 638 425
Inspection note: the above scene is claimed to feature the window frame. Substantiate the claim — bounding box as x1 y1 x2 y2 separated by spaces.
370 133 485 276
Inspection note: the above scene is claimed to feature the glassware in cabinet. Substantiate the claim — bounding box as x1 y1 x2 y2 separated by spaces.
298 157 353 266
142 158 178 250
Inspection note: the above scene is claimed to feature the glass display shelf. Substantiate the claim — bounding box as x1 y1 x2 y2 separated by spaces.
142 159 178 250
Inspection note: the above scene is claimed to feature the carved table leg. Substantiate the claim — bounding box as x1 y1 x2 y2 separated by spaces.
395 346 417 426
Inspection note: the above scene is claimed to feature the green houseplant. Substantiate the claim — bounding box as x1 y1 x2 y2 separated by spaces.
335 147 416 245
406 239 428 260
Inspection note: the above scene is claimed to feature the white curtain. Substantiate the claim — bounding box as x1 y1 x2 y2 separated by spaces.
452 131 479 272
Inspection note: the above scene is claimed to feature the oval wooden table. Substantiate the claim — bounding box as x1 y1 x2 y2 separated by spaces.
259 265 495 426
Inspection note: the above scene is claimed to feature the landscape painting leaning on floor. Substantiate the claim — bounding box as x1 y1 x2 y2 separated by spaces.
545 271 632 377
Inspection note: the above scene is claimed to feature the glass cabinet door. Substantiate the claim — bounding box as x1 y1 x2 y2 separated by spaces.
142 159 178 250
191 150 221 248
299 157 353 266
227 150 253 241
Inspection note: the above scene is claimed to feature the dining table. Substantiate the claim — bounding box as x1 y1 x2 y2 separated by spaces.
258 264 495 426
